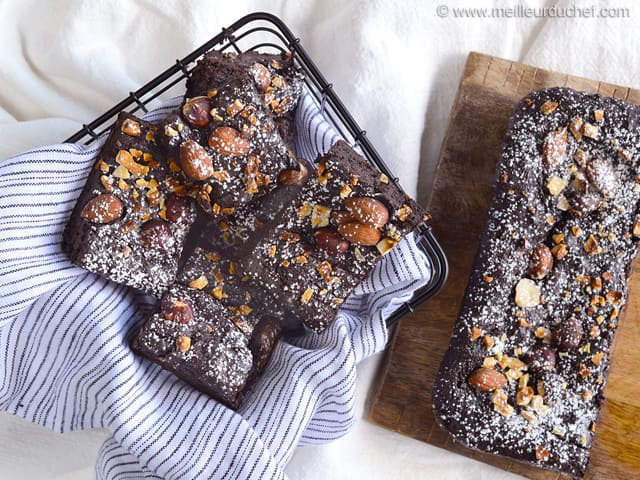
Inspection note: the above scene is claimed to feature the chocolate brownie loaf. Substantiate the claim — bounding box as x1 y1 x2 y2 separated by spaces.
240 140 425 332
132 284 255 409
432 88 640 478
63 112 197 297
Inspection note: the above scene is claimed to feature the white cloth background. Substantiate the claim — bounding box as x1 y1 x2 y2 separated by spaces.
0 0 637 479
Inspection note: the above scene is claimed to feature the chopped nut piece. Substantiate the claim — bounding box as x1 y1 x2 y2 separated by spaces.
483 275 494 283
226 99 244 117
516 386 535 406
300 287 314 304
188 276 208 290
491 389 514 416
571 226 583 237
396 204 413 222
583 234 601 255
116 149 149 178
592 351 605 365
540 101 558 115
311 204 331 228
557 195 570 211
176 336 191 352
593 109 604 122
121 118 141 137
483 335 494 350
569 118 584 140
100 175 113 191
298 204 312 219
211 286 224 300
470 327 482 341
552 233 565 244
605 291 622 304
521 409 537 423
515 278 540 308
546 175 567 196
535 445 550 462
329 180 350 199
581 122 599 139
376 237 397 255
482 356 497 367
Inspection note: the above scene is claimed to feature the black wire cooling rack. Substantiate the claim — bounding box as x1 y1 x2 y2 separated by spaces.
64 11 448 327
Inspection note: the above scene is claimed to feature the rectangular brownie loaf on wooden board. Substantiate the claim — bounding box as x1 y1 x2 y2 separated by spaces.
432 86 640 478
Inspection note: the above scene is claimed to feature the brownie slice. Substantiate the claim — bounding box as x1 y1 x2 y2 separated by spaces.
185 50 304 118
432 88 640 478
63 112 197 297
132 284 254 409
241 140 425 332
154 57 300 219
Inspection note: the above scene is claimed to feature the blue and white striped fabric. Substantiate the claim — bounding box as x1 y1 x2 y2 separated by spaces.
0 89 432 479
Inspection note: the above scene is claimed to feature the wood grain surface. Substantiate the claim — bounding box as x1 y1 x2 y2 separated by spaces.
369 52 640 480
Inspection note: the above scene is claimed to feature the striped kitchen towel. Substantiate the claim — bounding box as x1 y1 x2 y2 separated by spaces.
0 89 433 479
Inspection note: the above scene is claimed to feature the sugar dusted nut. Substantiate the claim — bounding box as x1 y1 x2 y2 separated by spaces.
140 219 175 252
572 191 601 213
546 175 567 196
344 197 389 228
523 345 556 372
179 140 214 181
586 157 617 197
162 298 195 324
165 194 192 223
331 210 356 226
553 317 583 351
80 194 123 224
468 367 507 392
208 126 250 156
528 245 553 279
515 278 540 308
338 222 382 246
182 96 211 128
251 62 271 93
543 128 568 168
376 237 398 255
279 162 309 186
176 335 191 353
633 220 640 237
121 118 141 137
314 229 349 254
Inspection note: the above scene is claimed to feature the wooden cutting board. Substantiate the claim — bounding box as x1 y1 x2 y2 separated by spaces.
369 52 640 480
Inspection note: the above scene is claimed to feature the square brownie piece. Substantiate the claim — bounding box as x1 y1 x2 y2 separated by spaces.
132 284 255 409
241 140 426 332
152 51 305 220
63 112 197 297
